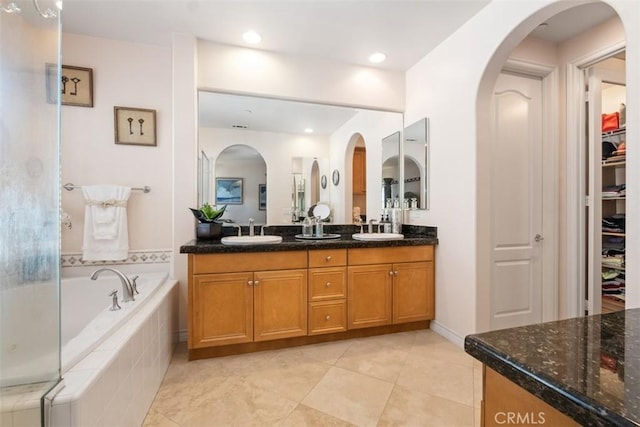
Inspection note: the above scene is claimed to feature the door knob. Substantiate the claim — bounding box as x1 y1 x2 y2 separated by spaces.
535 234 544 242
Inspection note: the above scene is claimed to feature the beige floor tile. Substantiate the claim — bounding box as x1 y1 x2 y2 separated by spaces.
146 330 482 426
278 404 357 426
397 356 474 406
278 339 354 365
244 348 331 401
141 408 180 427
378 384 474 427
168 376 297 426
334 338 410 382
409 340 475 368
357 330 417 349
302 366 393 427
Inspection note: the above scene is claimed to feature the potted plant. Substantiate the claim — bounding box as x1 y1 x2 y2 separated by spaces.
189 204 227 240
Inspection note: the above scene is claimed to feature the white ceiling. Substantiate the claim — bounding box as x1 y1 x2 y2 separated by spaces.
60 0 619 135
62 0 492 71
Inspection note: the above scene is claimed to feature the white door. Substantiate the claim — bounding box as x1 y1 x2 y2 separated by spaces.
490 72 544 330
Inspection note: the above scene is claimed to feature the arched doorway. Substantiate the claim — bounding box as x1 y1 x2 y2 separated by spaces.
476 2 625 331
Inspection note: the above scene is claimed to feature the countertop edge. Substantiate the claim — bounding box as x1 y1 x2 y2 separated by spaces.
464 336 635 427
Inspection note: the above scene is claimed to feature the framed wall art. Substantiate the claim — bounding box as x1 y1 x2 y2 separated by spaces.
61 65 93 107
216 178 243 205
258 184 266 210
114 106 157 146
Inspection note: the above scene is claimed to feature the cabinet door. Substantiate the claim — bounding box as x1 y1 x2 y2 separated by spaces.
347 264 392 329
253 269 308 341
393 261 434 324
190 272 253 348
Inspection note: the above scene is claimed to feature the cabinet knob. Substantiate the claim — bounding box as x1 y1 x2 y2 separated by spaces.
325 282 331 287
247 280 253 286
325 315 331 320
326 256 332 261
254 280 260 286
394 271 398 276
389 271 394 276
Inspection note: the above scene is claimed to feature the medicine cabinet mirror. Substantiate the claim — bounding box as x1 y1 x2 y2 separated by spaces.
403 117 429 210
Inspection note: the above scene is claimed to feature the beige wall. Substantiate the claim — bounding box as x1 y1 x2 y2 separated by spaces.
60 33 173 255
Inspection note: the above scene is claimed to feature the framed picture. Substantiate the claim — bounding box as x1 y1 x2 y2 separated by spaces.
258 184 266 210
61 65 93 107
216 178 243 205
114 106 157 146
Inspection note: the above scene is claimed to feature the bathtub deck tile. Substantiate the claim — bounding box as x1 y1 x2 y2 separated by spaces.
72 349 112 371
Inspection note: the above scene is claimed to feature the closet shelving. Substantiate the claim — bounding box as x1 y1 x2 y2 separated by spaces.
601 126 626 314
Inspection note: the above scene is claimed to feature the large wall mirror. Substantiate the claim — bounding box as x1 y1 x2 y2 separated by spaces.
404 118 429 210
198 91 403 224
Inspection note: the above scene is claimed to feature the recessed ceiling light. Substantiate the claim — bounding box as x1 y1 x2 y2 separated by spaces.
369 52 386 64
304 128 314 134
243 31 262 44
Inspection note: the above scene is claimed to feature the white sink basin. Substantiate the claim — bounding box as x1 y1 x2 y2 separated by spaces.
221 235 283 246
352 233 404 241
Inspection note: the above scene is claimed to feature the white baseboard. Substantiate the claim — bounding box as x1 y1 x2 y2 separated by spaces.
430 320 465 348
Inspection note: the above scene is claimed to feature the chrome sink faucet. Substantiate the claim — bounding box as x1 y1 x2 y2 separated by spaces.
90 268 135 302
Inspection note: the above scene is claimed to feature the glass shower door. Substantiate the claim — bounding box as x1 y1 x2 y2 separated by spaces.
1 0 62 423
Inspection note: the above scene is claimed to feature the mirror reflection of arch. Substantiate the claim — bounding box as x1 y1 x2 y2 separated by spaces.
211 144 267 225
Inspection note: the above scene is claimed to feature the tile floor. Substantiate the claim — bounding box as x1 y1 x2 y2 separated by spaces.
143 330 482 427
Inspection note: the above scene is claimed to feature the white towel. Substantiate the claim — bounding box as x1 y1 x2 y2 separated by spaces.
81 185 131 261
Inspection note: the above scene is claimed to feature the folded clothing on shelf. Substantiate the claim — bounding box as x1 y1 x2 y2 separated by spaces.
602 214 625 233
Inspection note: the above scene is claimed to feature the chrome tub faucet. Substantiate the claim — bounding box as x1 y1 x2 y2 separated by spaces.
90 268 135 302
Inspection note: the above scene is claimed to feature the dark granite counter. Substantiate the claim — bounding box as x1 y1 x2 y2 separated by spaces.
465 309 640 426
180 224 437 254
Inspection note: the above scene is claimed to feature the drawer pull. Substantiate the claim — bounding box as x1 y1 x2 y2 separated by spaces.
326 256 332 261
325 315 331 320
325 282 331 287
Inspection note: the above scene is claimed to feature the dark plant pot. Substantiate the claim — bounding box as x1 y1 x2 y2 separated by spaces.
196 222 223 240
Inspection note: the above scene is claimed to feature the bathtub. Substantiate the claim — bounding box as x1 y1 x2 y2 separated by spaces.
47 272 179 427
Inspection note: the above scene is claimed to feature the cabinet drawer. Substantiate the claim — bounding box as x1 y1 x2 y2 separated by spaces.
348 245 433 265
309 249 347 268
309 267 347 301
308 300 347 335
190 251 307 274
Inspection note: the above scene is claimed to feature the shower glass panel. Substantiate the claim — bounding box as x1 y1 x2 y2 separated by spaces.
0 0 62 412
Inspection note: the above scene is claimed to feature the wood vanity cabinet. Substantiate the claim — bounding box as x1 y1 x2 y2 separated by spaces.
347 245 434 329
308 249 348 335
188 251 307 349
187 244 435 358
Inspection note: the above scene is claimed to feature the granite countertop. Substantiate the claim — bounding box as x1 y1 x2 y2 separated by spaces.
465 309 640 427
180 224 437 254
